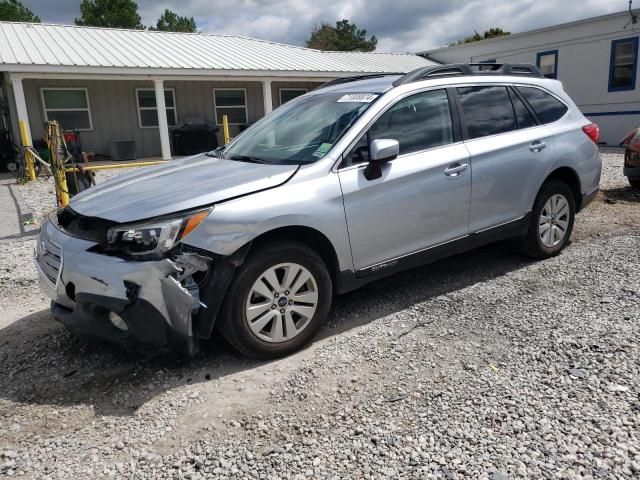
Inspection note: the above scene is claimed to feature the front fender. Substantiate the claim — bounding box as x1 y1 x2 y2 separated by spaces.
183 169 353 273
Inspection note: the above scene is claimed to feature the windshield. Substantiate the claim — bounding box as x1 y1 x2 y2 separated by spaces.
221 92 379 164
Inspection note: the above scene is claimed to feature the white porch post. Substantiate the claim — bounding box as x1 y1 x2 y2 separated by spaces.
154 79 171 160
262 79 273 115
10 76 32 146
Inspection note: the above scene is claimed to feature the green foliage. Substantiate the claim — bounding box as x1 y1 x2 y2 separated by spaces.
483 27 510 39
151 9 196 33
75 0 143 29
449 27 510 46
306 19 377 52
0 0 40 22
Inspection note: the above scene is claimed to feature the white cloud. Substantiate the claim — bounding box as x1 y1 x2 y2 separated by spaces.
21 0 627 52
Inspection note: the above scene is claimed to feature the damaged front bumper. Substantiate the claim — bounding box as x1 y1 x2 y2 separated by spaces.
34 215 213 355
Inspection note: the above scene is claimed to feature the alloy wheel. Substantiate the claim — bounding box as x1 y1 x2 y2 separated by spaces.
245 262 319 343
539 193 570 248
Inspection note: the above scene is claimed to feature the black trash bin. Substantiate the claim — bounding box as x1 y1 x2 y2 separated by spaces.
171 120 219 155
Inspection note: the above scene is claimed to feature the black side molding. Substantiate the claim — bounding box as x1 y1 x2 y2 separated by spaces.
336 214 530 294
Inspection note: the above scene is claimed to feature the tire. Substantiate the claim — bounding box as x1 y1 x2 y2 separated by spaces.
519 180 575 259
217 241 332 359
629 178 640 190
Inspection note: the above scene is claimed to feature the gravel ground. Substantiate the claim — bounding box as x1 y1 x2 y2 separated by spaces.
17 167 142 223
1 151 639 479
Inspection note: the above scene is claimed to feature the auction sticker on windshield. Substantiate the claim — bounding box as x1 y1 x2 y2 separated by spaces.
337 94 377 103
312 143 333 158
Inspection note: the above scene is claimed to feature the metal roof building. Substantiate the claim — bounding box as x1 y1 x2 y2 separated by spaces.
0 22 435 161
418 10 640 146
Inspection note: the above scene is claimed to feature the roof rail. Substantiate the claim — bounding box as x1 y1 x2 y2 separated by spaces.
316 73 403 90
392 63 544 87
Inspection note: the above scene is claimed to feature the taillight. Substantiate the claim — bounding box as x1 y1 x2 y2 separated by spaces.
582 123 599 144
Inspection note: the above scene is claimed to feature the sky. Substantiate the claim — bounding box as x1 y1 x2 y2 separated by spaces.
21 0 630 53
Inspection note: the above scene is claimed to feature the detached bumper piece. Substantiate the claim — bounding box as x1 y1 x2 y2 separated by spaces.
51 276 198 355
52 295 181 353
36 216 212 356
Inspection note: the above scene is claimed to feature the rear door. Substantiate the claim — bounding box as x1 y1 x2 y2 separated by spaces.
455 85 555 233
338 88 471 271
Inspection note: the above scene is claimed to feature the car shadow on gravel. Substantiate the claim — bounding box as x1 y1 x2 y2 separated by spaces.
322 242 535 337
0 242 534 417
601 185 640 203
0 311 263 416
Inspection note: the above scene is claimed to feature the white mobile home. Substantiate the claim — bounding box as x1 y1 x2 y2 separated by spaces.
419 10 640 146
0 22 435 162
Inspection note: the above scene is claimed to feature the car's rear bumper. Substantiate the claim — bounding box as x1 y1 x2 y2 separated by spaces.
580 186 599 211
624 165 640 180
34 214 211 355
624 148 640 180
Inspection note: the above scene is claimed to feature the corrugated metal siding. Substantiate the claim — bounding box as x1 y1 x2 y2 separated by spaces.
0 22 435 74
22 78 269 157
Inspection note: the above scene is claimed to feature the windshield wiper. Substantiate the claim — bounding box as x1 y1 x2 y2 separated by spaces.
205 146 225 158
227 155 269 164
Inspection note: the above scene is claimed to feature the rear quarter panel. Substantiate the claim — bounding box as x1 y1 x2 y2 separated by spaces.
545 84 601 197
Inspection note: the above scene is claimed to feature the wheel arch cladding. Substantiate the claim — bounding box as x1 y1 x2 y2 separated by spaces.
248 226 340 291
544 167 582 211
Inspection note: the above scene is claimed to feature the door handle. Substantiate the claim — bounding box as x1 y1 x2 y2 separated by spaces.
444 163 469 177
529 141 547 152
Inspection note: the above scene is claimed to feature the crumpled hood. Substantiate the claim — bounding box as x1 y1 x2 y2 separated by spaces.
69 154 298 223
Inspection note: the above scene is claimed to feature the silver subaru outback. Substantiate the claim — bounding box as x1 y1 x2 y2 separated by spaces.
35 63 602 358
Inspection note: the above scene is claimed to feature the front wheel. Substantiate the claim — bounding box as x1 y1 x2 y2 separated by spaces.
519 180 575 259
217 241 332 359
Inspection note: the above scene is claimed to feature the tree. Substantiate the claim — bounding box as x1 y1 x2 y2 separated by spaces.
0 0 40 22
306 19 377 52
75 0 143 29
151 9 196 33
449 27 510 46
483 27 510 39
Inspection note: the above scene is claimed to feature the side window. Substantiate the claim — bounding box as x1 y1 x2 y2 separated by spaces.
456 86 517 139
516 86 568 124
344 89 453 165
508 88 537 129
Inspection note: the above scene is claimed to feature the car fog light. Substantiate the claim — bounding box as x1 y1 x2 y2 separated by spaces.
108 311 128 331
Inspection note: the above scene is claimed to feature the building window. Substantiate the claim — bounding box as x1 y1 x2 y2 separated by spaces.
536 50 558 79
609 37 638 92
136 88 177 128
279 88 307 105
213 89 248 125
41 88 92 130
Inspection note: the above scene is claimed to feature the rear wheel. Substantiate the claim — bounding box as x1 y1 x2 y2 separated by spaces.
520 180 575 259
218 241 332 359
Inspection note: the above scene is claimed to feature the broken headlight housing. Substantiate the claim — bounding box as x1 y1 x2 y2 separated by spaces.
106 208 211 257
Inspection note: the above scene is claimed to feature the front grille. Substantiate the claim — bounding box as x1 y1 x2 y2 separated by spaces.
37 237 62 285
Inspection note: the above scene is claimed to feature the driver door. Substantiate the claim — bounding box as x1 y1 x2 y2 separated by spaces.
338 89 471 271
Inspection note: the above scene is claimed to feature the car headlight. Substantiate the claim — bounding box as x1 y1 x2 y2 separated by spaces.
106 208 211 256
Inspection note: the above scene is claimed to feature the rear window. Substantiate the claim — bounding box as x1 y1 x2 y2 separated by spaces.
508 88 537 129
456 86 517 139
516 86 568 124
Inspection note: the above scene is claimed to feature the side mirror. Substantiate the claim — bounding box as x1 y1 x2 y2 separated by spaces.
370 138 399 162
365 139 399 180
